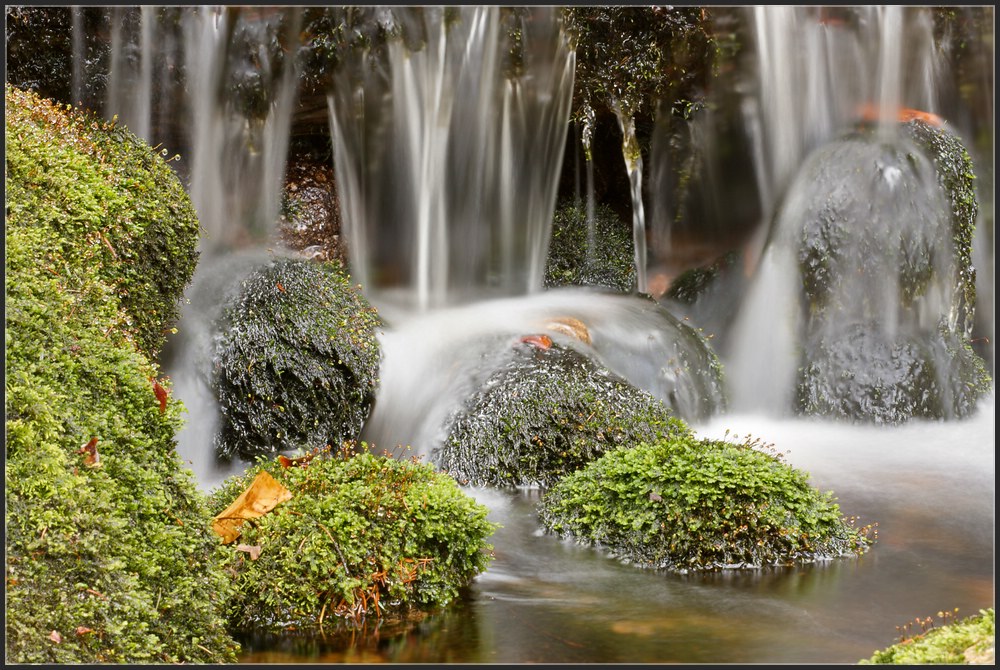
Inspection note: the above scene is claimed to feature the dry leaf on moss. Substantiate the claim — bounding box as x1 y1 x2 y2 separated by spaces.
211 471 292 544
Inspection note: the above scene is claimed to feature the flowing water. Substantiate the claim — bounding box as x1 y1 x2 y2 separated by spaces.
83 5 994 664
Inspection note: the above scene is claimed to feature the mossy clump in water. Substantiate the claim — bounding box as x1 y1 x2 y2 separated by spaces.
4 85 200 357
537 434 876 573
544 200 636 292
861 608 994 665
208 446 496 630
5 89 238 663
212 257 382 459
436 339 689 487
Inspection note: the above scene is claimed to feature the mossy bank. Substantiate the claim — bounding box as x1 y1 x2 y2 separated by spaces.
5 85 237 662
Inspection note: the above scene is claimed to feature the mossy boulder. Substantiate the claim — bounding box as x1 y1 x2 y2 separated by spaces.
773 120 991 423
862 608 994 665
435 339 689 487
537 434 876 573
4 85 200 357
5 89 238 663
544 200 636 292
212 257 382 460
207 448 496 630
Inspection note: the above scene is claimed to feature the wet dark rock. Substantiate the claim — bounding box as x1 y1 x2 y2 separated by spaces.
544 200 636 292
435 340 689 488
212 257 381 459
797 322 991 424
780 121 991 422
278 159 346 263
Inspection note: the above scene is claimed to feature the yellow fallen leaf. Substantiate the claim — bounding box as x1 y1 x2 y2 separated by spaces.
211 470 292 544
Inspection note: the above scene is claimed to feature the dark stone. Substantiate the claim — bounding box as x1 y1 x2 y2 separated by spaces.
212 257 381 459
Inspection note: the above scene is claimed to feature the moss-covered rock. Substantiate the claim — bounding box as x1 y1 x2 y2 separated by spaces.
862 608 994 665
4 85 200 357
212 257 382 459
207 447 496 630
775 120 991 423
544 200 636 292
435 339 689 488
5 90 238 663
537 434 875 573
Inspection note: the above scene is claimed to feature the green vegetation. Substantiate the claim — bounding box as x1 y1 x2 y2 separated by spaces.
545 200 636 292
5 86 238 663
5 85 200 357
208 447 496 631
212 257 382 460
438 340 689 487
862 608 994 665
538 433 875 572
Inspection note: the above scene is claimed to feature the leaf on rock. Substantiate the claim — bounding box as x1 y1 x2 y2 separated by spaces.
519 334 553 350
77 437 100 467
211 470 292 544
152 378 169 413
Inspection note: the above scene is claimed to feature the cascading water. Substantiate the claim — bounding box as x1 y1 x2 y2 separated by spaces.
327 6 575 310
22 4 993 663
724 6 973 416
614 104 649 294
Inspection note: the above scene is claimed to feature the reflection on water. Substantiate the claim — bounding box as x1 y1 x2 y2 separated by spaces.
235 394 994 664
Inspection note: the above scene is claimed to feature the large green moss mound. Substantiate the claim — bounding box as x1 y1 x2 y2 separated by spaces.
862 608 994 665
208 448 496 630
436 340 689 487
212 257 382 460
537 434 875 572
544 200 636 292
5 89 238 663
4 85 200 357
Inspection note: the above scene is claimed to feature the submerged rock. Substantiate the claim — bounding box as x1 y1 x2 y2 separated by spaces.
212 257 381 459
435 339 689 488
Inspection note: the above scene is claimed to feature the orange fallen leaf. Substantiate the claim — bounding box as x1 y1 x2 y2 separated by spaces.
77 437 100 467
211 470 292 544
519 334 553 350
235 543 263 560
276 282 286 293
152 378 169 414
544 317 591 345
277 454 293 468
49 630 62 644
75 626 93 636
856 102 943 127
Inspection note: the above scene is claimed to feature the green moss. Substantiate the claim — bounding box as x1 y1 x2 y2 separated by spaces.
207 447 496 631
862 608 994 665
538 434 875 572
902 119 979 337
437 340 689 488
5 85 200 357
6 156 238 662
212 257 382 459
544 200 636 292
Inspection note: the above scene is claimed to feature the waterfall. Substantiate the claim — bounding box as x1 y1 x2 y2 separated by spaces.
725 6 967 416
614 105 649 294
327 7 575 309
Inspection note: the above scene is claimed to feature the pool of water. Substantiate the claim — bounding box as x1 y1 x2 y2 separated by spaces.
232 394 994 664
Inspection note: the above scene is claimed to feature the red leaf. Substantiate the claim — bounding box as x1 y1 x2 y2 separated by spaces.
152 379 169 414
77 437 100 467
48 630 62 644
276 282 286 293
75 626 93 636
519 334 553 350
277 455 293 468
